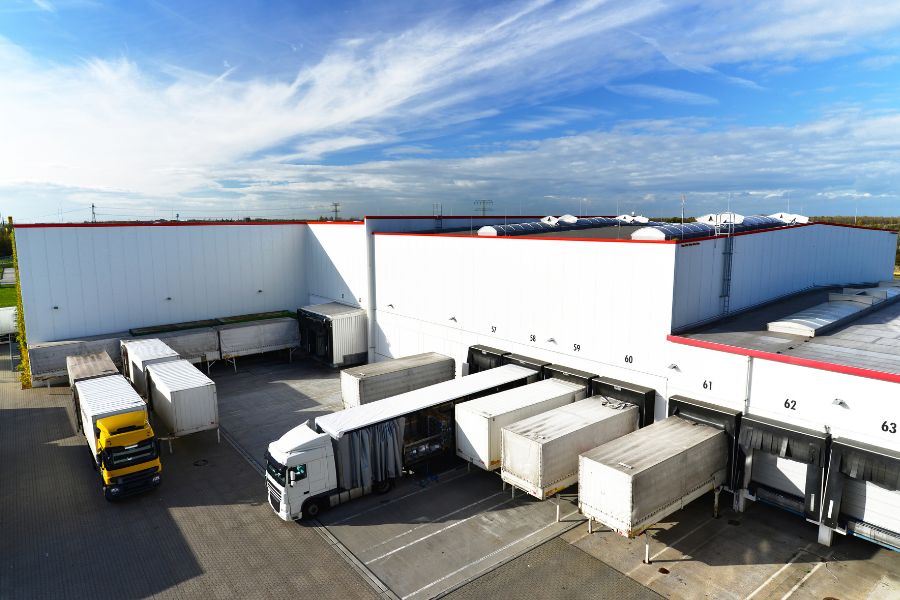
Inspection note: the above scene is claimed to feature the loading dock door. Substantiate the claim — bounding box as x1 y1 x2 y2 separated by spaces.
822 438 900 548
592 376 655 428
737 414 827 522
842 479 900 535
753 452 808 498
466 345 509 375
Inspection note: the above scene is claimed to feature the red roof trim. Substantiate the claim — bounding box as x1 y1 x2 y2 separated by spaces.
811 221 899 234
364 215 549 220
678 223 809 243
667 334 900 384
14 220 362 229
372 231 675 244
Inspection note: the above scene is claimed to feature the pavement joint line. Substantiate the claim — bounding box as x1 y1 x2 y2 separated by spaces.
219 424 399 600
621 515 715 573
365 495 519 564
327 466 471 526
357 491 506 556
429 515 586 600
744 543 814 600
780 558 827 600
401 508 583 600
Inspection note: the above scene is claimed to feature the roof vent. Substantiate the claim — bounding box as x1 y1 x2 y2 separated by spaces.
696 212 745 225
616 214 650 224
541 216 559 226
768 212 809 225
558 214 578 224
477 226 498 237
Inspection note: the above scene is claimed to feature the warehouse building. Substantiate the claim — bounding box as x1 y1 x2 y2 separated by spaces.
12 213 900 549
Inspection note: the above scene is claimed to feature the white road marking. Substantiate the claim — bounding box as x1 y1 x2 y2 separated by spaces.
358 491 505 555
780 560 827 600
401 509 582 600
744 544 813 600
365 495 517 564
327 467 471 525
649 517 715 562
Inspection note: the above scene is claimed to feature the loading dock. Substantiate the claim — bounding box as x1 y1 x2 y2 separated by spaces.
821 437 900 550
735 414 828 528
465 345 509 375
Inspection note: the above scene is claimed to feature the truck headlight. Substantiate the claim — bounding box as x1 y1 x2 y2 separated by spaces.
151 475 161 484
109 487 121 495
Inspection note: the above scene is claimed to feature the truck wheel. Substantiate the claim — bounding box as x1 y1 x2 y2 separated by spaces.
374 479 394 494
302 499 322 519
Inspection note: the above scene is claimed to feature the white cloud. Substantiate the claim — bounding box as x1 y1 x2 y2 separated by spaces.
382 145 434 157
32 0 55 12
4 0 900 220
510 107 606 132
607 84 718 105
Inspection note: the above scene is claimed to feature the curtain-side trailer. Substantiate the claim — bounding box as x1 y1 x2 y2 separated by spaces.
265 364 536 520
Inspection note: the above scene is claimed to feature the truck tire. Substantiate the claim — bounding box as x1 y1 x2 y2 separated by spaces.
374 479 394 494
302 499 323 519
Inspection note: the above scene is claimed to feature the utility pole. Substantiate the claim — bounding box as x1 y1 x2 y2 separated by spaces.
92 203 96 223
331 202 340 221
473 199 493 217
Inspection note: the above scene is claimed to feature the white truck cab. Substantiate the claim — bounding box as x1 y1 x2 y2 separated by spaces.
265 421 336 520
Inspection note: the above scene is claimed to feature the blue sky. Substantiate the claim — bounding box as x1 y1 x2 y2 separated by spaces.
2 0 900 221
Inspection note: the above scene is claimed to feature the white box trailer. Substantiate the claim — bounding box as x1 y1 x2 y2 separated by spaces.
30 331 129 384
0 306 16 336
66 351 118 389
150 327 221 364
217 317 300 360
578 416 729 538
340 352 455 408
75 374 150 456
456 378 586 471
120 338 180 397
501 397 639 500
146 359 219 441
298 302 367 367
74 374 162 499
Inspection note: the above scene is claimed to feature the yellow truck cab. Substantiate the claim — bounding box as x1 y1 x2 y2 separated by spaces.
95 411 162 500
68 353 162 501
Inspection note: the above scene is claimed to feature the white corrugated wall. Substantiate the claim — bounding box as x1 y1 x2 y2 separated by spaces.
16 223 308 343
671 224 897 331
305 223 367 307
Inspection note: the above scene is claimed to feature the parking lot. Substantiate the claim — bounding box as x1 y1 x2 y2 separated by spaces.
213 353 900 600
3 349 899 600
0 348 379 600
211 353 585 599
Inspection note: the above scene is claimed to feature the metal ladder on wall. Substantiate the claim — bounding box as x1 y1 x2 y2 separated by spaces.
718 222 735 315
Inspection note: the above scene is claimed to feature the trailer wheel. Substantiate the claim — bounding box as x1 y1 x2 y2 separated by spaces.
302 499 323 519
374 479 393 494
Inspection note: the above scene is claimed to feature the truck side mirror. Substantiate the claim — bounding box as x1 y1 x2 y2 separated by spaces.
288 470 295 487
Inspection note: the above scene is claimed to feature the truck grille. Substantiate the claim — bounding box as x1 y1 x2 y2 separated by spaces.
267 482 282 512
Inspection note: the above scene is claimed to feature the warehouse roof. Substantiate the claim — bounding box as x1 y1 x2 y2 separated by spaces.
674 284 900 379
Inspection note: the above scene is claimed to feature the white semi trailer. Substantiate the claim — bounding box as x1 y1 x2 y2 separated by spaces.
340 352 455 408
265 364 536 520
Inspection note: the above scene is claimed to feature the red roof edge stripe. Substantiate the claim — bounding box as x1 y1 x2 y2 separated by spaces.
810 221 899 234
371 231 675 244
363 215 549 220
667 334 900 384
14 220 363 229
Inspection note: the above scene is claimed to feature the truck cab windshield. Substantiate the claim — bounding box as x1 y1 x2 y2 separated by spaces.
264 451 287 486
104 440 158 470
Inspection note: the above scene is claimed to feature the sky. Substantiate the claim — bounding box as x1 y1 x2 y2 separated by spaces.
2 0 900 222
